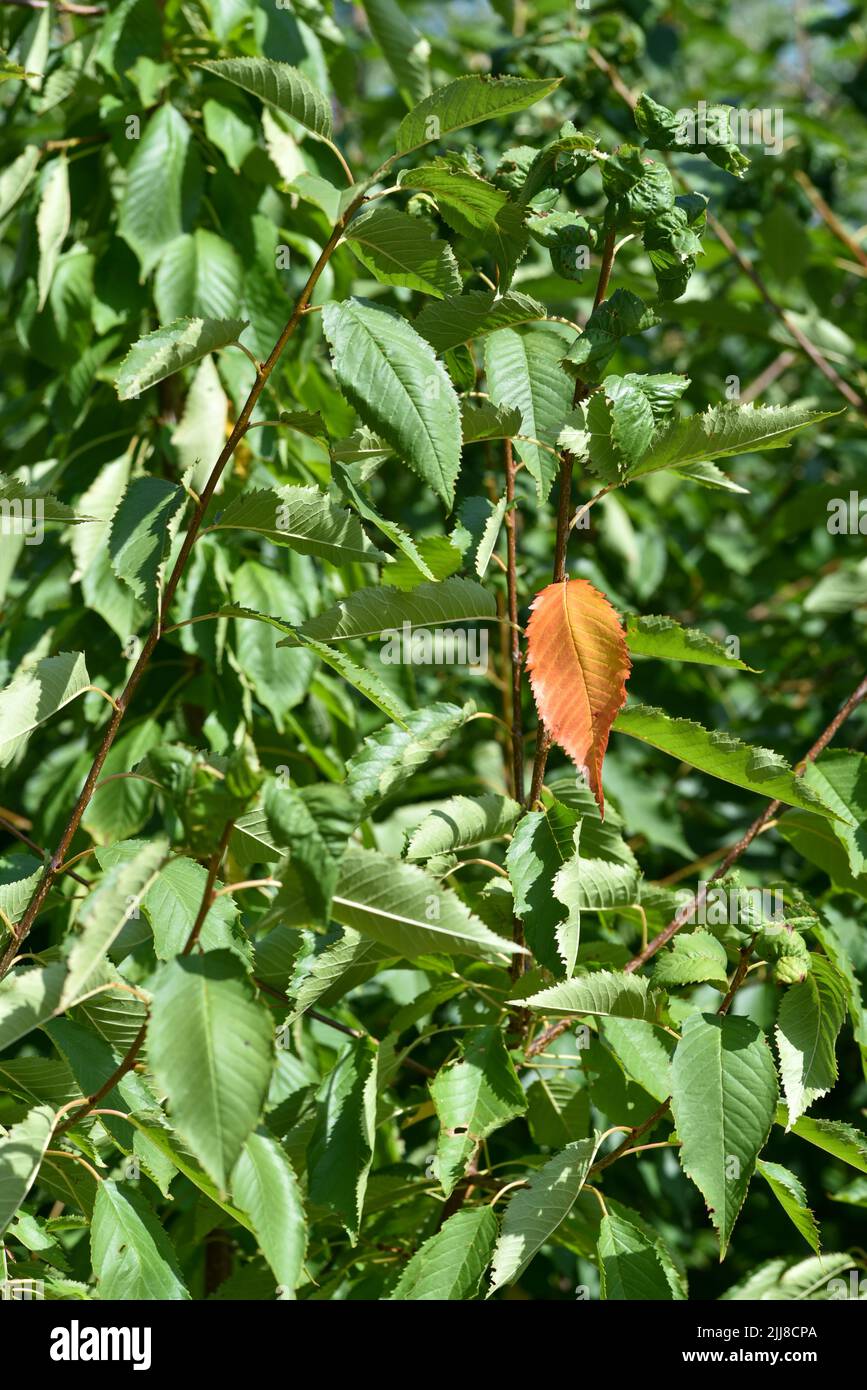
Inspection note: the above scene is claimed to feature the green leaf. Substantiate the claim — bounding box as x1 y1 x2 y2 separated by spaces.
60 839 168 1009
563 289 659 383
395 75 561 155
776 954 847 1127
303 638 410 724
153 229 242 323
0 1104 54 1235
362 0 430 105
602 1018 674 1102
332 847 523 959
0 855 42 927
279 577 495 645
45 1017 169 1186
756 1160 821 1254
614 704 840 817
0 652 90 768
231 562 316 725
321 299 462 508
82 719 163 844
289 927 393 1020
115 316 248 400
627 403 841 482
783 1114 867 1173
337 467 436 581
488 1134 600 1293
485 323 574 500
624 614 758 671
506 804 579 976
597 1211 677 1300
525 1076 590 1148
460 402 522 444
635 93 750 177
197 58 333 140
653 929 729 989
267 782 359 928
91 1179 189 1300
212 485 384 564
108 476 186 607
307 1035 378 1241
414 289 545 354
400 164 528 287
407 793 520 860
389 1206 498 1300
803 750 867 874
0 964 65 1050
0 472 80 525
232 1131 306 1297
344 206 460 298
519 970 661 1021
36 155 69 311
202 96 258 173
345 701 474 811
118 104 200 276
0 145 40 221
97 843 243 961
148 951 274 1190
430 1025 526 1195
551 854 642 978
670 1012 778 1256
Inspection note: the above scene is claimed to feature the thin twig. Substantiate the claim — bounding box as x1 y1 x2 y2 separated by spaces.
0 816 90 886
181 821 234 955
626 671 867 972
54 1023 148 1137
718 934 758 1016
794 168 867 271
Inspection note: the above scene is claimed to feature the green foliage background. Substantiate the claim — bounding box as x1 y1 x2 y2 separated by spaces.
0 0 866 1302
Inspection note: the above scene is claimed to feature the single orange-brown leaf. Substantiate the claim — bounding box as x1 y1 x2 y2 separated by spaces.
526 577 631 817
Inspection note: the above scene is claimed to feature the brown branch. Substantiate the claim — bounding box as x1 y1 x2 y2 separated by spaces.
794 168 867 271
586 1097 672 1176
706 210 865 414
2 188 368 980
0 815 90 887
181 821 234 956
717 934 758 1016
625 670 867 974
54 1022 147 1137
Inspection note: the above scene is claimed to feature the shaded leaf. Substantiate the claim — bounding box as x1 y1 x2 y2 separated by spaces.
488 1134 600 1292
389 1206 497 1300
430 1025 526 1194
148 951 274 1190
115 316 247 400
